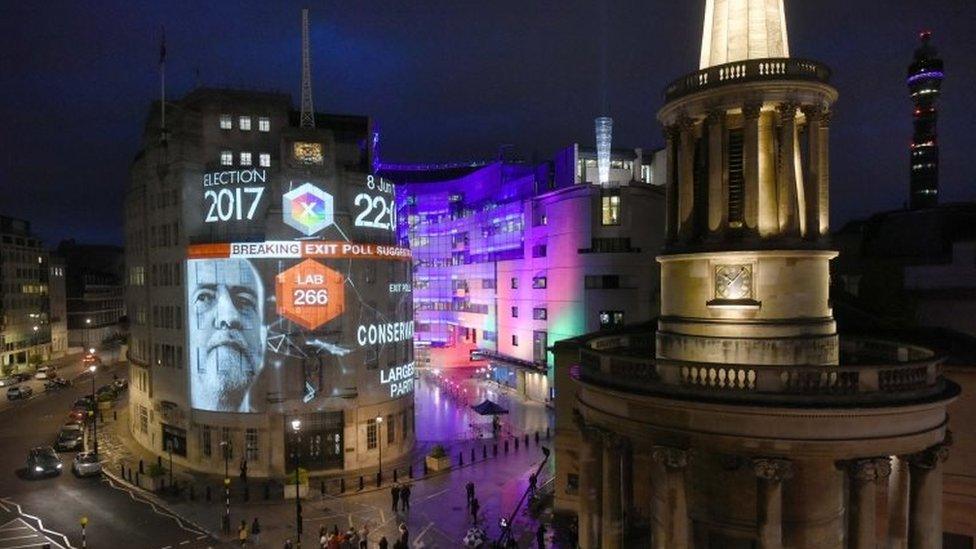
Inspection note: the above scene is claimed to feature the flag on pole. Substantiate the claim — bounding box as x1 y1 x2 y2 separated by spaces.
159 26 166 65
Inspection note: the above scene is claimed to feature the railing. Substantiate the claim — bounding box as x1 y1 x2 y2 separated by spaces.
577 331 948 406
664 57 832 102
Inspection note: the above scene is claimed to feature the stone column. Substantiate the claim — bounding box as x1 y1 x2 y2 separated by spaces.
887 456 910 548
848 458 891 549
908 441 951 549
602 433 624 549
706 109 726 236
621 440 634 536
574 412 604 549
818 111 832 235
652 446 690 549
742 103 762 234
801 106 823 239
663 125 679 241
677 116 697 241
776 103 800 236
757 108 779 237
751 458 794 549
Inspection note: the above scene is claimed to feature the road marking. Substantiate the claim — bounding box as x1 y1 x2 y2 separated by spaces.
413 521 435 547
417 487 449 503
100 477 205 536
179 540 190 545
0 500 74 549
0 517 69 549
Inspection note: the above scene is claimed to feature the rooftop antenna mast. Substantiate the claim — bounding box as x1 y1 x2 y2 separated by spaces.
300 8 315 129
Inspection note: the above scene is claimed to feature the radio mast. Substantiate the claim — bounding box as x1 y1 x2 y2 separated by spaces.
300 7 315 129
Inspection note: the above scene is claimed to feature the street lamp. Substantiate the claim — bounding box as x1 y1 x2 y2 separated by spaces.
88 365 98 458
219 440 231 533
85 318 91 352
376 415 384 484
291 419 303 548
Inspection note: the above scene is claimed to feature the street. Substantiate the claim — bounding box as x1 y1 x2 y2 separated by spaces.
0 352 218 549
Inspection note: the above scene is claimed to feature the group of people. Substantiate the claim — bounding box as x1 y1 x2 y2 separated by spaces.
389 483 412 512
316 524 371 548
236 518 261 546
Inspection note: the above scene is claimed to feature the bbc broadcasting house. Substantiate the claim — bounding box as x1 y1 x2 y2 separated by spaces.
125 88 415 478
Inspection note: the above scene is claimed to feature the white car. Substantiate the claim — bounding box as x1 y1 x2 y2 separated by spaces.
72 452 101 477
34 366 52 380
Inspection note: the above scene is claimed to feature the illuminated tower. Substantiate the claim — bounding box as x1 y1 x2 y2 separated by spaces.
908 31 944 210
595 116 613 185
564 1 958 548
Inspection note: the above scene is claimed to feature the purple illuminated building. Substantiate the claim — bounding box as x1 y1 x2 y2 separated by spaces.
387 145 667 403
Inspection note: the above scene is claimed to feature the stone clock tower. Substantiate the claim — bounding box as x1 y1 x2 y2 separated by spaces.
657 0 838 368
559 1 959 548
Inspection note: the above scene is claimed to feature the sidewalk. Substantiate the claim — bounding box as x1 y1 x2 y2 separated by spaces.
95 372 559 547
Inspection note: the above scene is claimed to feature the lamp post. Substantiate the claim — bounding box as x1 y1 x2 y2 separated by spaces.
88 365 98 457
166 440 174 494
85 317 91 351
376 415 384 484
291 419 303 548
32 325 39 366
219 440 230 533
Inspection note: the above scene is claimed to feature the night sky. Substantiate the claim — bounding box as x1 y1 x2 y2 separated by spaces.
2 1 974 246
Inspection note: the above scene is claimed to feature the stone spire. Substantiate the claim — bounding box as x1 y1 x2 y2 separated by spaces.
700 0 790 69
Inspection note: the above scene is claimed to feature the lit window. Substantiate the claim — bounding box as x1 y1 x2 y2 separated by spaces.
240 152 252 166
220 151 233 166
366 419 377 450
219 114 232 130
599 310 625 329
259 153 271 168
245 428 259 461
602 191 621 225
532 276 547 289
239 116 251 131
533 308 548 320
258 117 270 132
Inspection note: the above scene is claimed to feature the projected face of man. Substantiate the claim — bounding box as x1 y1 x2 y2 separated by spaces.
189 259 265 411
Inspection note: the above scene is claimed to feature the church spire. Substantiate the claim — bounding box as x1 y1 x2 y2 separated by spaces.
700 0 790 69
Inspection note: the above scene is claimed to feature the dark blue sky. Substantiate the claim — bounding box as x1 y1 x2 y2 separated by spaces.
2 1 974 246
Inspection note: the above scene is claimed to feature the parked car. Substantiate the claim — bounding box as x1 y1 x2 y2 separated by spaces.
72 452 101 477
13 372 31 382
55 425 84 451
27 447 62 478
44 377 70 391
74 396 93 409
34 366 52 380
7 386 33 400
96 384 117 398
67 408 88 422
0 377 17 387
113 378 128 391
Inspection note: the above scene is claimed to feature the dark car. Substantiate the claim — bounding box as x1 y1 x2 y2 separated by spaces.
73 396 93 409
55 425 84 451
13 372 31 382
7 386 33 400
96 384 117 398
27 446 62 478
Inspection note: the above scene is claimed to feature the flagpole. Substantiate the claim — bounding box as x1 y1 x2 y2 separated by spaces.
160 26 166 135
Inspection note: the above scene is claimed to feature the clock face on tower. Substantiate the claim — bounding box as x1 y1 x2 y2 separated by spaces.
715 264 753 300
292 142 324 165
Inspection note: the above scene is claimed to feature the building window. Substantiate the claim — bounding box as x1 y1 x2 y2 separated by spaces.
532 276 547 289
221 428 234 459
201 425 212 458
512 335 519 347
533 307 548 320
366 419 378 450
599 310 625 329
511 306 519 318
259 153 271 168
245 428 259 462
239 116 252 131
601 190 621 225
220 150 233 166
219 114 232 130
585 275 622 289
387 414 395 444
239 152 252 166
532 243 547 258
533 330 548 363
511 277 518 289
567 473 580 494
139 406 148 434
258 116 270 132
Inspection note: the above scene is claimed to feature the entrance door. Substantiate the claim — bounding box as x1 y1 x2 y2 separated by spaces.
285 411 344 471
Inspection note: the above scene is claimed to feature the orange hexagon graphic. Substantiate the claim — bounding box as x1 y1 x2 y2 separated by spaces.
275 259 345 330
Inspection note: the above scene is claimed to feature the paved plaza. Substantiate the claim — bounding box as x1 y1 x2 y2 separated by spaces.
96 369 557 547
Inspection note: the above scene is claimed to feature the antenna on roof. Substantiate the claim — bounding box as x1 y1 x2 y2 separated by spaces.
300 8 315 129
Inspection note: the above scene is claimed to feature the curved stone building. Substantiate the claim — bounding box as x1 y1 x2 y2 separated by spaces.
125 88 414 478
555 1 959 547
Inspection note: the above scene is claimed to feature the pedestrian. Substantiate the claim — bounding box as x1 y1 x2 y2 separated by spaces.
378 536 388 549
536 523 546 549
401 483 411 511
284 539 294 549
470 497 480 524
240 457 248 484
238 519 249 547
345 526 358 548
529 473 538 495
327 524 341 549
358 523 370 549
391 483 401 512
465 481 475 507
250 517 261 546
319 529 328 549
398 522 409 546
